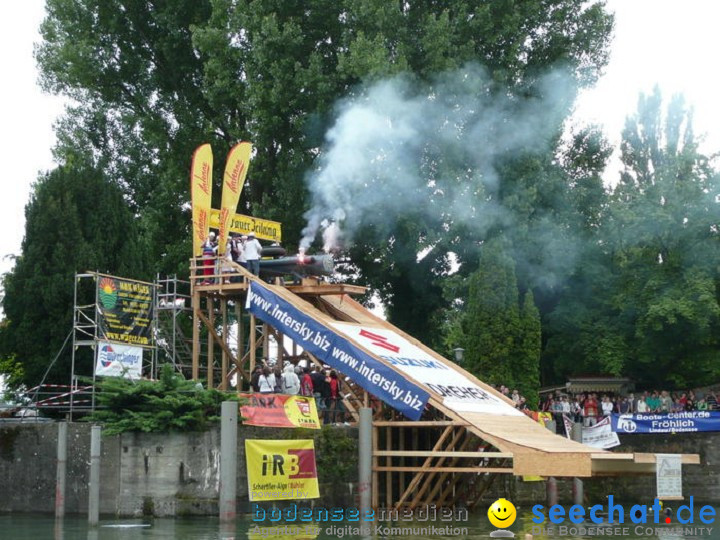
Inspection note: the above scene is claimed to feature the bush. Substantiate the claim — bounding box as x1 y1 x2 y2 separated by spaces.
86 364 238 435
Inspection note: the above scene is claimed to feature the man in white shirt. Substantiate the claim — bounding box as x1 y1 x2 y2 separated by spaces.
244 232 263 275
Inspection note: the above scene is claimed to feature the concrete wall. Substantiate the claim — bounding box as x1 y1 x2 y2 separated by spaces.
0 422 357 517
1 423 717 515
0 423 119 514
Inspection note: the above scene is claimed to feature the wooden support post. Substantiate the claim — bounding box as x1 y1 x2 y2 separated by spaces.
262 324 269 363
399 427 406 502
464 459 508 511
236 302 244 391
433 437 477 507
412 427 419 468
386 426 393 508
249 314 257 373
372 425 379 509
221 299 228 391
195 310 248 381
207 296 214 388
408 427 467 508
192 291 200 380
277 331 284 365
394 426 454 508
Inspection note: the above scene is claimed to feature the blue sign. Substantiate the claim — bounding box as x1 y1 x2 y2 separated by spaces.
245 282 429 420
612 412 720 434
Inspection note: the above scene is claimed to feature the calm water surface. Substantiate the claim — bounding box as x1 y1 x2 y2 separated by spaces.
1 512 718 540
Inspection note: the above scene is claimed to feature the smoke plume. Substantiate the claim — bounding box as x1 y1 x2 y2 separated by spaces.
300 65 576 264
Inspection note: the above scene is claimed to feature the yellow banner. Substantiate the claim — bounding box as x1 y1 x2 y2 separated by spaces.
245 439 320 502
218 142 252 254
190 144 213 256
209 209 282 242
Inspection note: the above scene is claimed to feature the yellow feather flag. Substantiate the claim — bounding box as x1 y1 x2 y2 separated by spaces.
218 141 252 254
190 144 213 256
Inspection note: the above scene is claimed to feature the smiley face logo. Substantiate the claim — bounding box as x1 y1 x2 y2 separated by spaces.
488 498 517 528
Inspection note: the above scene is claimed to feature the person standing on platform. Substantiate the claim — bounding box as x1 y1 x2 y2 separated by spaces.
300 367 314 397
201 232 218 285
244 232 263 275
281 364 300 395
311 365 328 414
257 366 276 394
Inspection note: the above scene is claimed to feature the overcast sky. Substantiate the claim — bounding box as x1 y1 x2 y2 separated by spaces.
1 0 719 280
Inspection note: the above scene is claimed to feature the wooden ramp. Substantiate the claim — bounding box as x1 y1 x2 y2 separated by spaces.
189 261 700 507
318 295 699 478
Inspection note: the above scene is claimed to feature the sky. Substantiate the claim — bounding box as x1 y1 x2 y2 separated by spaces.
0 0 719 281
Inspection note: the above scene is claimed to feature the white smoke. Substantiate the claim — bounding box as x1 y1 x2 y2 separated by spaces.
299 64 576 254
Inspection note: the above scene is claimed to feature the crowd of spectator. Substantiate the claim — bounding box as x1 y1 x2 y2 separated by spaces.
539 389 719 427
249 360 349 425
491 385 720 427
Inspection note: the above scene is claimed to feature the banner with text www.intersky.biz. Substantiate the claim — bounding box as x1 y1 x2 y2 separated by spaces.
245 282 429 420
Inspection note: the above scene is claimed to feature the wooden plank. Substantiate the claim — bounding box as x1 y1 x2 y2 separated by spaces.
374 451 513 459
277 330 284 365
262 323 269 363
196 309 248 381
372 426 379 509
630 453 700 465
191 292 200 380
220 299 228 391
513 451 592 477
386 426 393 508
249 314 257 374
287 284 368 296
591 453 634 460
395 426 456 508
426 437 476 507
413 431 473 508
398 427 405 505
207 296 214 388
236 301 243 393
374 466 512 473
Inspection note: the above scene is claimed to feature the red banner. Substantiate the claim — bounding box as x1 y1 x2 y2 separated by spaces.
240 393 321 429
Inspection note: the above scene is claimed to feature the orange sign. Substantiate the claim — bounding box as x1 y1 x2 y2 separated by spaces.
240 393 321 429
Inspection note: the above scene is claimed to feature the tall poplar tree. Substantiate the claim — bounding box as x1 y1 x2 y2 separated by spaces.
453 241 541 404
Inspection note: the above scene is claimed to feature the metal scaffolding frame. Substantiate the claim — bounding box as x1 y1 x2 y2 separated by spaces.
69 272 158 418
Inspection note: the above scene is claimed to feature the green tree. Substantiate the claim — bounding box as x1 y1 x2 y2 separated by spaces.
450 241 540 404
36 0 614 335
517 291 541 408
0 162 148 388
546 90 720 388
605 90 720 387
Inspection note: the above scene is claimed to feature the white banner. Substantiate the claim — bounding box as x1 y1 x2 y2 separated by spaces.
95 341 143 379
330 323 522 416
582 416 620 449
656 454 682 499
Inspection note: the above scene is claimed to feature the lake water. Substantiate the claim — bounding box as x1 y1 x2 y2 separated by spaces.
1 512 718 539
